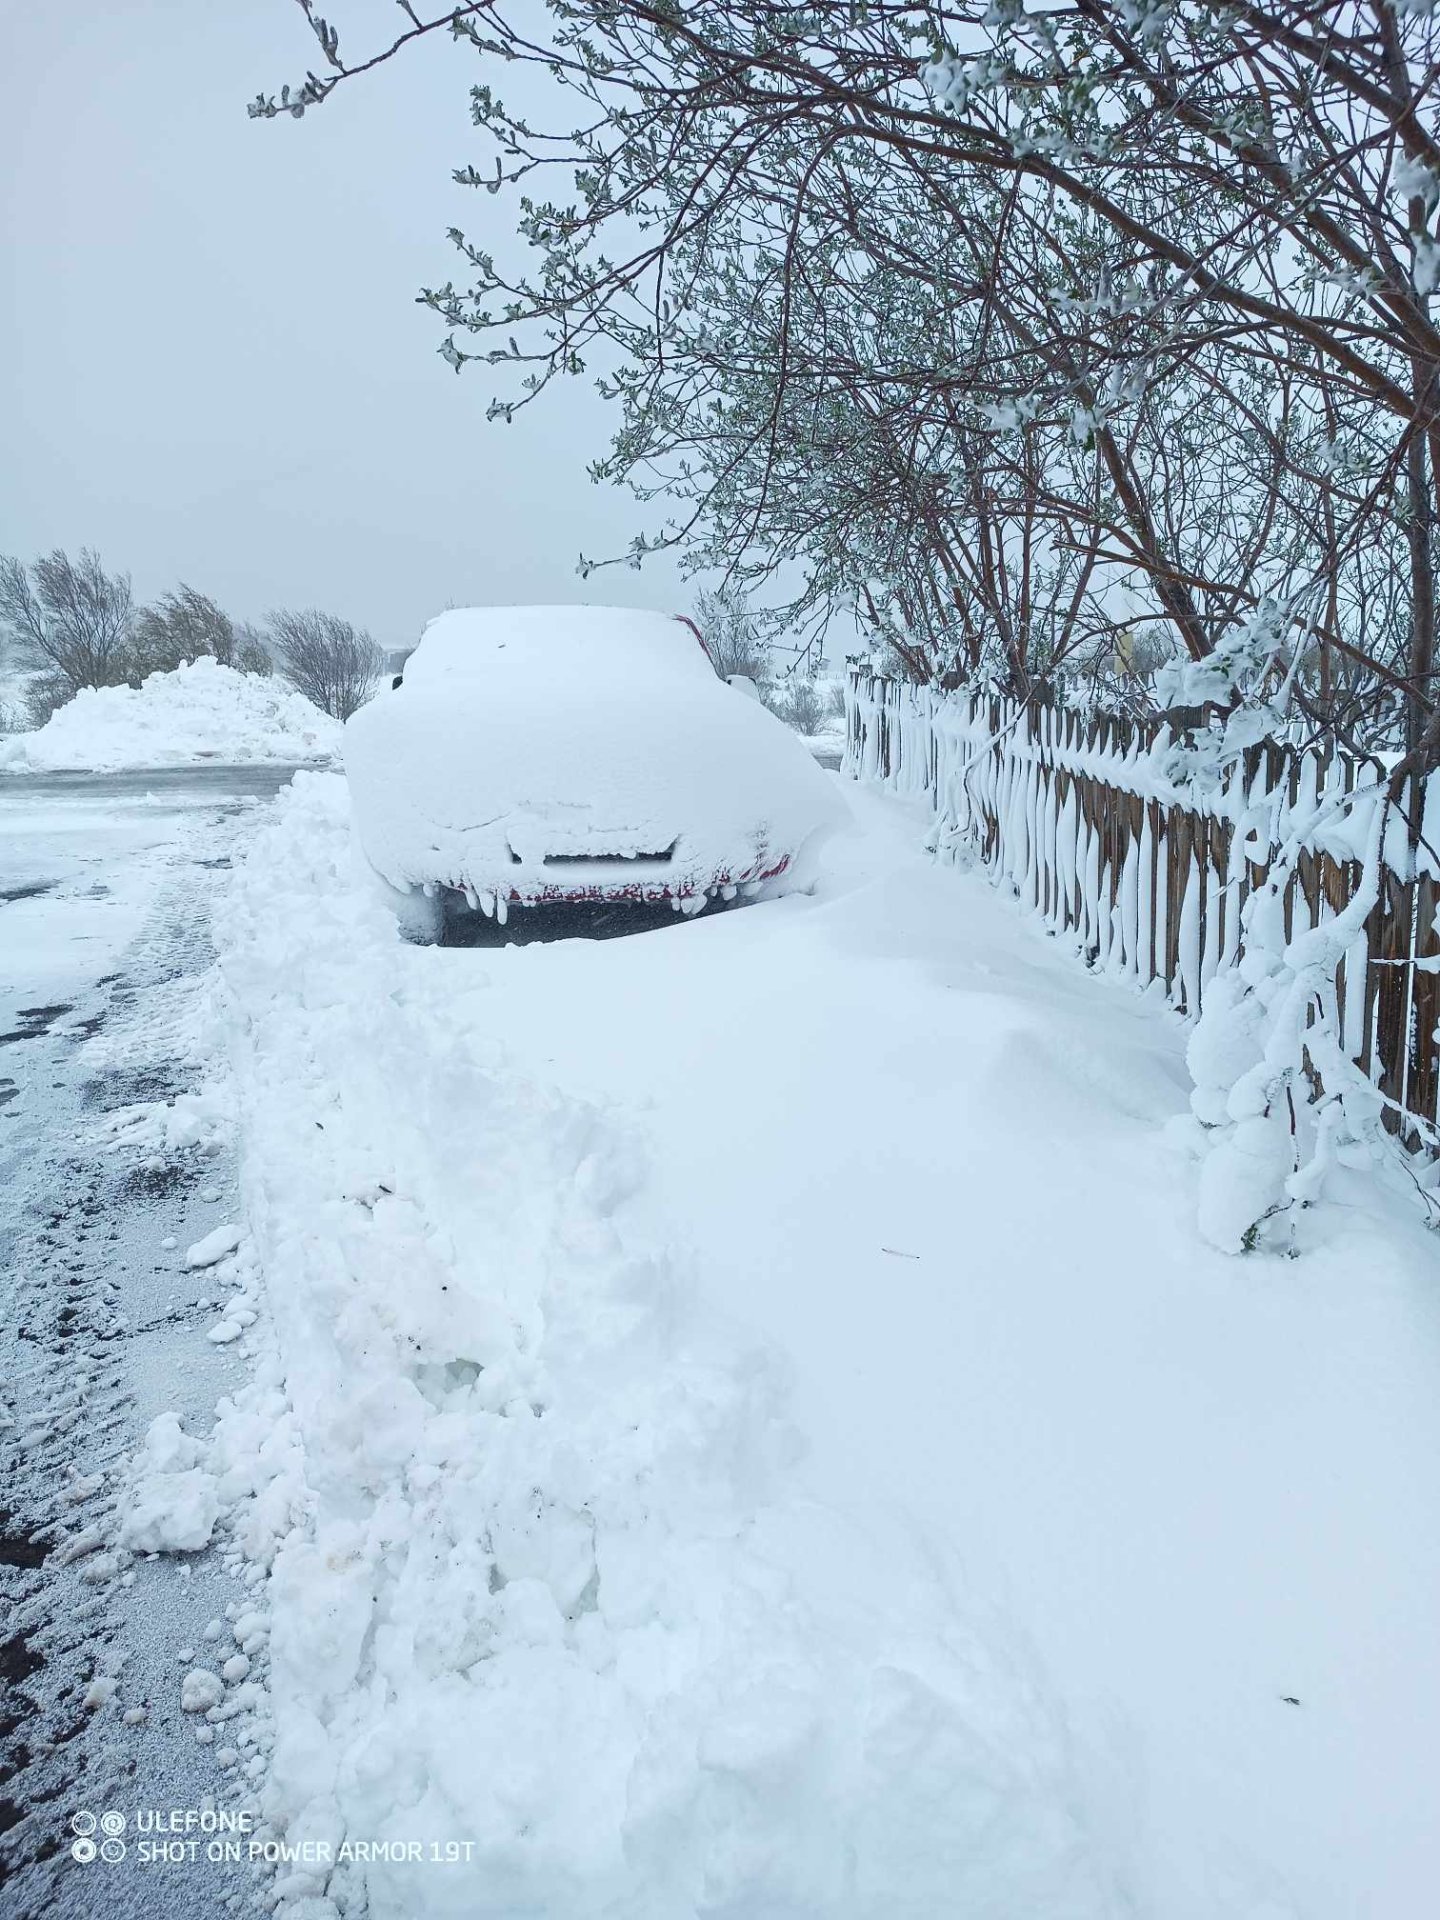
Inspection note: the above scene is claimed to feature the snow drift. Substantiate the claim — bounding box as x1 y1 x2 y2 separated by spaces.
0 657 341 773
204 771 1118 1920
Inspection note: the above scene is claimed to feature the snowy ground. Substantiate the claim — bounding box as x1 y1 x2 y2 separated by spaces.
215 774 1440 1918
802 728 845 767
6 762 1438 1918
461 785 1440 1920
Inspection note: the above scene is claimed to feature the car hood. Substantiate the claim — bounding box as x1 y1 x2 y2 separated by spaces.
344 677 848 902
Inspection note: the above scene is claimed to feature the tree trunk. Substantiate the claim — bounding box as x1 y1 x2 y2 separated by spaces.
1404 373 1436 762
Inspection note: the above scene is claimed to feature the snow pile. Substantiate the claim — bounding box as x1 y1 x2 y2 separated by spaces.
0 657 341 773
206 771 1118 1919
116 1222 269 1553
186 1221 245 1269
346 606 846 921
182 1668 227 1714
94 1084 233 1161
119 1413 220 1553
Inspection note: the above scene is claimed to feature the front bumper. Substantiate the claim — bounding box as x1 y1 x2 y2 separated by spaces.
433 851 794 924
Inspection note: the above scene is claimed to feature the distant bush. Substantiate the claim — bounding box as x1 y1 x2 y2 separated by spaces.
266 607 383 720
764 676 827 735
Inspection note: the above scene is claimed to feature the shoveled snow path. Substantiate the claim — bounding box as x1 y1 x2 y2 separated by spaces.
461 780 1440 1920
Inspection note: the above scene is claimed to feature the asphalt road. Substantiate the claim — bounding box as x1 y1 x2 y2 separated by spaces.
1 766 316 802
0 766 304 1920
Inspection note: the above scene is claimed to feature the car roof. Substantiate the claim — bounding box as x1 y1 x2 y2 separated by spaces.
405 605 713 687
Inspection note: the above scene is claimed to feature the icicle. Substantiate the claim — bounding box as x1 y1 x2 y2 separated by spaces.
1196 857 1216 993
1177 858 1202 1014
1136 811 1155 985
1083 821 1103 959
1119 839 1140 978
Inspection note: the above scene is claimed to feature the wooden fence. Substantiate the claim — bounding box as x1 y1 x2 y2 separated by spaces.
845 667 1440 1152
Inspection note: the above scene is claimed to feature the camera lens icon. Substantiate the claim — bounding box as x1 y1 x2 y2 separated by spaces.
71 1812 96 1837
71 1838 97 1864
100 1812 126 1838
99 1839 127 1865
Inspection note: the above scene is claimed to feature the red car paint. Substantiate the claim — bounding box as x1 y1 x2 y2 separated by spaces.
672 613 712 661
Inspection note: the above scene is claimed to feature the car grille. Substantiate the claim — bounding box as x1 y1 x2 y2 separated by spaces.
539 839 678 869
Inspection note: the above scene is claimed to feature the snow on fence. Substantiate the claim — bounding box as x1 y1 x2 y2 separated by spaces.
845 667 1440 1156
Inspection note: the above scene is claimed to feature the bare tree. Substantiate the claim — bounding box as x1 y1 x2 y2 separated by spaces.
0 548 133 691
266 608 382 720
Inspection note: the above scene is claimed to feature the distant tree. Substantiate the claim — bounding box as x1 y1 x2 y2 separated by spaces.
693 586 772 684
129 583 243 676
266 607 382 719
234 622 274 676
0 548 133 692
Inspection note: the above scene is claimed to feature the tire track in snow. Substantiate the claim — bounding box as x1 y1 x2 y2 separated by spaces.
0 820 269 1920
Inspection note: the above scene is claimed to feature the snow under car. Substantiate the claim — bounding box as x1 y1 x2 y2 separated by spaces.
344 605 848 940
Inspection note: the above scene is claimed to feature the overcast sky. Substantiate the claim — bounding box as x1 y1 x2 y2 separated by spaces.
2 1 691 649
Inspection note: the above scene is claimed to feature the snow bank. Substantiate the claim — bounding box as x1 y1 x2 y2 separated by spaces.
0 657 341 773
206 772 1118 1919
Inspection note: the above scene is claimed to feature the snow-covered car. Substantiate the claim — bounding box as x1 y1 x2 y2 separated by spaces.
344 604 847 939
